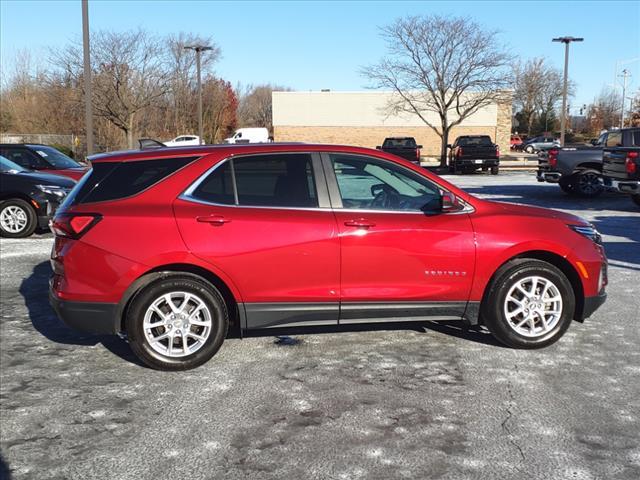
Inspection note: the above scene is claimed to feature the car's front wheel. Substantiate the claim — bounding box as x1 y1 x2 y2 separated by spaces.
482 259 575 349
0 199 37 238
525 145 535 154
126 275 229 370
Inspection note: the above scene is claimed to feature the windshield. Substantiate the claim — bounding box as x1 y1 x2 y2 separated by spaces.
0 155 27 173
27 145 80 169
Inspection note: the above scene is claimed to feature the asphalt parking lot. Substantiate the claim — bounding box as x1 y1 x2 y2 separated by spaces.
1 172 639 480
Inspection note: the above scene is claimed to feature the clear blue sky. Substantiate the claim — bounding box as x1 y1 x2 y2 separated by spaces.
1 0 639 112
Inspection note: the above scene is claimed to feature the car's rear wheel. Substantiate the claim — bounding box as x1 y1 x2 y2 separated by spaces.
632 194 640 207
558 175 575 194
574 169 603 197
482 259 575 349
525 145 535 154
491 166 499 175
126 276 229 370
0 199 37 238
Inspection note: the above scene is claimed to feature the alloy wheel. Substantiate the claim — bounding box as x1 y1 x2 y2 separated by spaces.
503 276 563 338
143 291 213 357
0 205 28 234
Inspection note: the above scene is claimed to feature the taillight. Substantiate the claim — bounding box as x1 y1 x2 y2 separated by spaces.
548 148 559 168
496 146 500 158
457 147 463 157
625 151 638 174
416 148 421 161
50 213 101 239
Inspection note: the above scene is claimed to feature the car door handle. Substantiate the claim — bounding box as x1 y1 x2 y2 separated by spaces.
344 219 376 228
196 215 231 226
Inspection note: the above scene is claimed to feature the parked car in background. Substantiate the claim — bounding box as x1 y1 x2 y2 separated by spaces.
164 135 201 147
0 144 88 181
0 156 75 238
522 136 560 154
376 137 422 164
447 135 500 174
224 128 271 144
602 127 640 207
510 134 523 150
536 131 610 197
49 143 606 370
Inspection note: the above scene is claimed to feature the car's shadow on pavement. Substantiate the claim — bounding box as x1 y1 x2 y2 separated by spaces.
0 453 12 480
19 261 145 368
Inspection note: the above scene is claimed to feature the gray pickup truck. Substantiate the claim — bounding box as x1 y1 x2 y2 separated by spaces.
376 137 422 164
536 131 609 197
602 127 640 207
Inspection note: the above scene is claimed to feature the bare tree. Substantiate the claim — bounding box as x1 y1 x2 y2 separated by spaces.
513 58 572 135
362 15 511 166
238 84 291 132
52 30 173 148
587 88 622 134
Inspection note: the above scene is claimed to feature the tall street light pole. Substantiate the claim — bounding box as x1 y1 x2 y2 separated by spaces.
619 69 631 129
184 45 212 145
553 36 583 146
81 0 94 155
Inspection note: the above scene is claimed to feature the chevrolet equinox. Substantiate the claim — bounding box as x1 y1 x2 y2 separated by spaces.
49 144 607 370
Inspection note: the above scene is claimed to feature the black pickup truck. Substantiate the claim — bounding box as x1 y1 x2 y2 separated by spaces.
447 135 500 174
536 131 610 197
602 127 640 207
376 137 422 164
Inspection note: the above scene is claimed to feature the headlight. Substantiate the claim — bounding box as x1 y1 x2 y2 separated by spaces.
568 224 602 244
36 185 68 198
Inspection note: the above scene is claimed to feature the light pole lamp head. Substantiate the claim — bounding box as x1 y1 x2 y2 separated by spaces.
184 45 213 53
552 37 584 43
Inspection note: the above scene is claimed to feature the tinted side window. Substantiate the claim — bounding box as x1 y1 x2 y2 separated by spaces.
234 154 317 207
632 130 640 147
72 157 197 204
192 161 235 205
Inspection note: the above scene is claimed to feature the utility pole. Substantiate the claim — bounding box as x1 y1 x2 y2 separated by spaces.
81 0 94 155
553 36 583 146
184 45 213 145
619 69 631 128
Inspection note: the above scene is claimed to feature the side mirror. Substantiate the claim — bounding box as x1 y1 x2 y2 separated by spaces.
417 145 423 149
376 146 382 149
446 144 452 149
441 192 460 213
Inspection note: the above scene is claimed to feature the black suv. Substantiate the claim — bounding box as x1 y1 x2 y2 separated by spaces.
0 156 75 237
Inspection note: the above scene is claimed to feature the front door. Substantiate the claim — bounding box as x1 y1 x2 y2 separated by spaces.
174 152 340 329
323 153 475 323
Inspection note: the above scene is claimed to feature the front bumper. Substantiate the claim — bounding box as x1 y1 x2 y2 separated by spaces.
49 283 119 335
578 291 607 320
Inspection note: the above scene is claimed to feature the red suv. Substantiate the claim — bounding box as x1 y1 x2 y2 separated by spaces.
49 144 607 370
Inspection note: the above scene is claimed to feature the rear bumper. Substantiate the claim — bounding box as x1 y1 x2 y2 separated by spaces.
49 283 119 335
579 291 607 321
455 159 499 167
604 178 640 194
536 170 561 183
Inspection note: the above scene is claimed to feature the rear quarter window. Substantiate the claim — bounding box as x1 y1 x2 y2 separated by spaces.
65 156 198 205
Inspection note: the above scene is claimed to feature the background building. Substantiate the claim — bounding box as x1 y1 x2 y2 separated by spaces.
273 91 512 156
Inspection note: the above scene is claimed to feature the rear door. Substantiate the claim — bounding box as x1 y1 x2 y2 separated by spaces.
174 152 341 329
323 152 475 323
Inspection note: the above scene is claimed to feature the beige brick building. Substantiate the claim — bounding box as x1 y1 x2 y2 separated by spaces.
273 91 512 156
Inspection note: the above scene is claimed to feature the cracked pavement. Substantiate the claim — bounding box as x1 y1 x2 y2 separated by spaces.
1 172 639 479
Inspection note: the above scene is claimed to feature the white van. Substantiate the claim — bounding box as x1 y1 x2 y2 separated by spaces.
164 135 201 147
224 128 271 144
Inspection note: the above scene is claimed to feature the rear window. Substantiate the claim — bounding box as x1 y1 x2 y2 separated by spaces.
63 156 197 206
458 136 493 146
383 138 416 148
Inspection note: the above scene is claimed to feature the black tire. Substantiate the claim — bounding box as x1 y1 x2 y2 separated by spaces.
632 194 640 207
490 166 499 175
0 199 37 238
573 169 603 198
448 163 455 173
481 259 575 349
126 275 229 370
558 175 576 194
525 145 535 154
